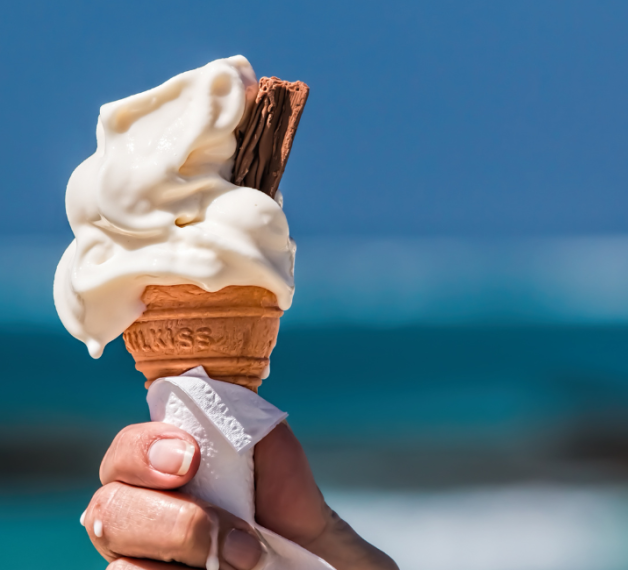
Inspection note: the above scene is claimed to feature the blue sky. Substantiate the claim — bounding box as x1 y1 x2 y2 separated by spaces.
2 0 628 238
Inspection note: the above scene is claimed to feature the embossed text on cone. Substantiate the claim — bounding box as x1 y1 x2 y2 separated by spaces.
123 285 283 390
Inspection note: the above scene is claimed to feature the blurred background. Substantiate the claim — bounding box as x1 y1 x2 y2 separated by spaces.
3 1 628 568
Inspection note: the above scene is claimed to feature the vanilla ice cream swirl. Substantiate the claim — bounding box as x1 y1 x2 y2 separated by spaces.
54 56 295 358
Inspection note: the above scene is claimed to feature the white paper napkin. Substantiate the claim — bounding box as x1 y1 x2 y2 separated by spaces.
147 367 335 570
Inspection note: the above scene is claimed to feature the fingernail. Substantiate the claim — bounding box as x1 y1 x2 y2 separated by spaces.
149 438 195 476
223 529 263 570
79 510 86 526
93 519 103 538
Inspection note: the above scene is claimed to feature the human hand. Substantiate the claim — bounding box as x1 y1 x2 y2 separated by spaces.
83 421 398 570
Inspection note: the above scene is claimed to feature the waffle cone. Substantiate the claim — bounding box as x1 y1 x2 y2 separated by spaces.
123 284 283 390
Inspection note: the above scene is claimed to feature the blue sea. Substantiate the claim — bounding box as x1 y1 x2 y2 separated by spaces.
4 236 628 569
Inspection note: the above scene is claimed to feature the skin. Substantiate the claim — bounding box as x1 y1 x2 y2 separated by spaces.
85 422 399 570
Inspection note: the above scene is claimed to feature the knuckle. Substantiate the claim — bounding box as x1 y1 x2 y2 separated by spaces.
86 484 128 562
100 427 132 483
119 424 149 457
90 482 125 526
117 423 138 439
94 480 122 504
120 423 172 468
136 428 159 457
170 501 211 560
101 424 151 484
110 425 136 454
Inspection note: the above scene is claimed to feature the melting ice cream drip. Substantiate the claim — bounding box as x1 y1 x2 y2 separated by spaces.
54 56 295 358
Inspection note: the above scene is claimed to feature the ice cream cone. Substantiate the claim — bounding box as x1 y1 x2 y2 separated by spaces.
123 284 283 390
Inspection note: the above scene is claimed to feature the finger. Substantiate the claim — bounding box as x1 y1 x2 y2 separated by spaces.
100 422 200 489
107 558 189 570
85 482 263 570
254 422 331 544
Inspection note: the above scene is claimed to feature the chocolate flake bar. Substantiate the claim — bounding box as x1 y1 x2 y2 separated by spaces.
232 77 309 198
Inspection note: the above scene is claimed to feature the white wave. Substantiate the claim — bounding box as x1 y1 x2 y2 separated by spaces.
4 235 628 326
326 484 628 570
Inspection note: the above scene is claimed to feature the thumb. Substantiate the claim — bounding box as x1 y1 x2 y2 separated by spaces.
100 422 200 489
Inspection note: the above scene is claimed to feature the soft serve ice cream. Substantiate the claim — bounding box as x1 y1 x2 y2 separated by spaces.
54 55 295 358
